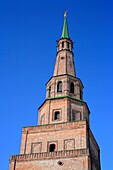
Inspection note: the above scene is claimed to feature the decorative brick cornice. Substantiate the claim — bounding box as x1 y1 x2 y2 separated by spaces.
46 74 84 88
38 96 90 114
22 121 86 133
10 149 89 162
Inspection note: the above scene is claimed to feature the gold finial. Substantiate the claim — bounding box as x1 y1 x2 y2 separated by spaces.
64 10 68 17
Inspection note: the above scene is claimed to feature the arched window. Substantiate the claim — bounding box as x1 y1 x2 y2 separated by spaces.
80 89 83 100
54 111 60 120
62 42 64 48
48 86 51 97
49 144 55 152
57 81 62 92
70 82 74 94
67 42 69 48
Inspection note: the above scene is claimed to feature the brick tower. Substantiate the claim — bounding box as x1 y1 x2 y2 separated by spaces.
9 12 101 170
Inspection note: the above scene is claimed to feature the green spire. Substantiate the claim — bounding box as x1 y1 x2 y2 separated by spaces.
61 11 69 38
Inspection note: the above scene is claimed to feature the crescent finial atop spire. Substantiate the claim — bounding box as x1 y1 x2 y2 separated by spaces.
64 10 68 17
61 10 69 38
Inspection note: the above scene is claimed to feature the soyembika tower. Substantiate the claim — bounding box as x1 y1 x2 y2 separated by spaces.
9 12 101 170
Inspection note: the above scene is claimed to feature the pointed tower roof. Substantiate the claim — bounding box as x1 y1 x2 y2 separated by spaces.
61 11 69 38
53 12 76 77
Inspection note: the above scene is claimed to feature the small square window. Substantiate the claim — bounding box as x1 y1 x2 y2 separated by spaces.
54 111 60 120
49 144 55 152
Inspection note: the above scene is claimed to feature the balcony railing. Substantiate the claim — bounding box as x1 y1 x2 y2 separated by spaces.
10 149 89 162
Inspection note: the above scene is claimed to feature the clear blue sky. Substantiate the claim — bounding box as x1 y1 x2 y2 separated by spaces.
0 0 113 169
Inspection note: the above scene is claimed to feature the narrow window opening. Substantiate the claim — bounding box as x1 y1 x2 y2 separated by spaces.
54 111 60 120
70 82 74 94
57 81 62 92
67 42 69 48
48 86 51 97
80 89 83 100
72 111 75 121
49 144 55 152
62 42 64 48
